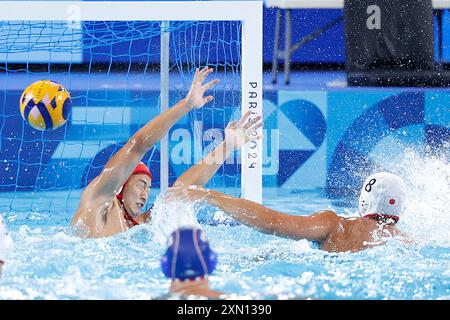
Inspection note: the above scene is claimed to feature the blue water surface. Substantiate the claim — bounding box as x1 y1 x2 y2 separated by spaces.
1 188 449 300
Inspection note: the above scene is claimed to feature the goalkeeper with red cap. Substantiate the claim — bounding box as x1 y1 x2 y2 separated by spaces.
71 68 220 238
71 67 262 238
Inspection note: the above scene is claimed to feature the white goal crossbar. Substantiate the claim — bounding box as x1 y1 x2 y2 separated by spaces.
0 1 263 203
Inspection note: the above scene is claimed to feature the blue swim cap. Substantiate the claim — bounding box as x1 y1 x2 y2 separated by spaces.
161 227 217 281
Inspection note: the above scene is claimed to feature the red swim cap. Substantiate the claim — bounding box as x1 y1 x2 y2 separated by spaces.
116 162 152 203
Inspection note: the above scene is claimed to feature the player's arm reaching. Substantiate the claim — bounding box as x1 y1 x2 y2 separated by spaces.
391 227 415 245
173 111 262 188
170 187 339 242
84 67 219 202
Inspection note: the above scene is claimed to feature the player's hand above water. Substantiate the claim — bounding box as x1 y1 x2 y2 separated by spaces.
163 185 212 203
185 67 219 110
225 111 262 150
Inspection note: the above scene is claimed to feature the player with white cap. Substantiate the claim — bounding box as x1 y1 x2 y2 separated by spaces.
176 172 412 253
358 172 407 224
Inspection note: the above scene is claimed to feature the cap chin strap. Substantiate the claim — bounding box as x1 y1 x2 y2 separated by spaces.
120 202 139 228
363 213 399 223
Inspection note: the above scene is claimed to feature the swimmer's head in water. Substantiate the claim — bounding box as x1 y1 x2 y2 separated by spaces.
116 162 152 217
358 172 406 223
0 215 13 266
161 227 218 281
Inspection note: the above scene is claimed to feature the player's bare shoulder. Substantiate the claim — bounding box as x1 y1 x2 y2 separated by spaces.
312 210 341 225
311 210 343 237
71 177 114 227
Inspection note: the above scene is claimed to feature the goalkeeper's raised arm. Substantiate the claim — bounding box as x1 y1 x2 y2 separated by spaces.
71 67 219 238
173 110 262 188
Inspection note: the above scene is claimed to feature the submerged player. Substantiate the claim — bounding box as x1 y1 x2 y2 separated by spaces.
71 67 262 238
0 215 13 277
175 172 412 253
160 226 223 299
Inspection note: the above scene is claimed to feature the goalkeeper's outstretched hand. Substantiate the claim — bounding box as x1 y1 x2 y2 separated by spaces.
185 67 219 110
225 111 262 151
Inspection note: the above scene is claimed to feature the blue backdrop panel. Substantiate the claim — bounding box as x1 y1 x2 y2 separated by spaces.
327 90 449 197
2 86 450 194
80 7 450 64
0 87 242 191
276 91 327 190
3 6 450 65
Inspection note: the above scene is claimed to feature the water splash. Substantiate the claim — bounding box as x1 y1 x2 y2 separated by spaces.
372 146 450 246
2 189 450 299
397 152 449 246
148 189 201 245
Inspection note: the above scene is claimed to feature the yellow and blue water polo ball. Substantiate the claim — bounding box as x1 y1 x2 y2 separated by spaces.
19 80 71 131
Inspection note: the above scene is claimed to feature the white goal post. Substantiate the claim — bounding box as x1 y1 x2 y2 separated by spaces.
0 1 263 204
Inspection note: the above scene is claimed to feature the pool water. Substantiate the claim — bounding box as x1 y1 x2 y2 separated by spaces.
0 154 449 300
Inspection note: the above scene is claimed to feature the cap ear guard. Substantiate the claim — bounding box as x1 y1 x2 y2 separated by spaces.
161 248 218 280
358 191 371 216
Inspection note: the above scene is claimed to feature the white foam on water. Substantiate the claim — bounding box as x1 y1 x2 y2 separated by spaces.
379 148 450 246
148 188 201 246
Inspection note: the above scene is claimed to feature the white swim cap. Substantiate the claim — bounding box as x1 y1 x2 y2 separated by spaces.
0 215 13 264
358 172 406 223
